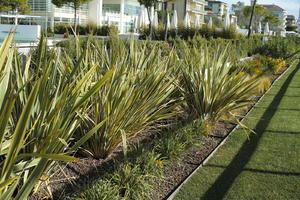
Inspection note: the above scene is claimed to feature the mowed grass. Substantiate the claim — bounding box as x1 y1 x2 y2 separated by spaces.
174 61 300 200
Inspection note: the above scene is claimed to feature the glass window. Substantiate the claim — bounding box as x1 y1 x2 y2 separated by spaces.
125 4 141 15
103 4 120 13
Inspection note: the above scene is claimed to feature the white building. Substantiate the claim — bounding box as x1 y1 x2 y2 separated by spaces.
166 0 207 26
298 7 300 32
262 4 287 32
205 0 228 19
22 0 143 33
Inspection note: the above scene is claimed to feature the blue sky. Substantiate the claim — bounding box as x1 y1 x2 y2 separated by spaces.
225 0 299 18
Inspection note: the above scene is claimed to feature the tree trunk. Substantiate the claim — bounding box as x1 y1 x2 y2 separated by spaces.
74 4 78 34
161 3 165 26
147 7 152 40
247 0 257 38
164 2 168 41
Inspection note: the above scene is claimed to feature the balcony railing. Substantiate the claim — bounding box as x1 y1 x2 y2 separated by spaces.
188 0 207 4
186 6 206 14
102 11 135 24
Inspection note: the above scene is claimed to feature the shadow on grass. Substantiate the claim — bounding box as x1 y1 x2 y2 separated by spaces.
201 64 300 200
206 164 300 176
264 94 300 98
265 130 300 135
285 86 300 89
254 107 300 111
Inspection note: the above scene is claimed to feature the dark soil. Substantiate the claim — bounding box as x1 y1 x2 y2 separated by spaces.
151 122 234 200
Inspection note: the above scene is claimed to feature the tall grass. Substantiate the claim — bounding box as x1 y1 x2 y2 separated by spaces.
177 43 258 125
0 34 112 199
76 37 178 159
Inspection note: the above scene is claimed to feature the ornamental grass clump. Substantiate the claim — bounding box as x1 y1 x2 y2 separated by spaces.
0 34 112 199
76 37 178 159
177 43 258 126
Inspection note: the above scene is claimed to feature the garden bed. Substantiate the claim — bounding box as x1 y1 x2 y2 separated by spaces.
30 121 231 200
29 61 291 200
3 34 299 200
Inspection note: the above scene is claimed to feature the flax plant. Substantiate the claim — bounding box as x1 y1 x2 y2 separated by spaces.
178 43 258 126
77 37 178 159
0 35 112 199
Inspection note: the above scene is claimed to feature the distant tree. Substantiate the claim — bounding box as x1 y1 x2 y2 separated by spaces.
243 5 281 25
231 1 247 28
212 15 223 28
52 0 93 28
263 14 280 25
0 0 31 14
138 0 160 40
243 5 265 18
243 5 280 32
231 1 244 11
161 0 172 41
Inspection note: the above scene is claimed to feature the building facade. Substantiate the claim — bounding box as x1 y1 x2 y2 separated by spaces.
167 0 207 26
93 0 142 33
262 4 287 32
231 1 247 28
205 0 228 18
17 0 142 33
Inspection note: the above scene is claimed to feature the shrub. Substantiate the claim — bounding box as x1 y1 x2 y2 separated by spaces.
0 34 113 199
155 120 204 160
238 55 287 92
110 164 154 199
126 144 163 170
251 37 298 59
75 147 163 200
76 180 119 200
238 55 287 77
177 43 258 125
139 24 242 40
76 37 178 159
53 23 119 36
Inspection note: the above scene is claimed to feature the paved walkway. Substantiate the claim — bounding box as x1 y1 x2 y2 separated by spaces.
174 61 300 200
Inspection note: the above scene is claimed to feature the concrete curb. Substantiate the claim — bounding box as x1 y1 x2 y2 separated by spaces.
166 62 294 200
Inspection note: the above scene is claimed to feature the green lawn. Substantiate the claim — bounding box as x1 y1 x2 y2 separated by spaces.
174 61 300 200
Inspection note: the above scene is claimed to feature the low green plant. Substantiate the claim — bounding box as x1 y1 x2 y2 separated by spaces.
128 146 164 178
139 25 242 40
74 145 164 200
155 120 204 160
110 163 153 199
76 179 120 200
54 23 119 36
237 55 287 92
